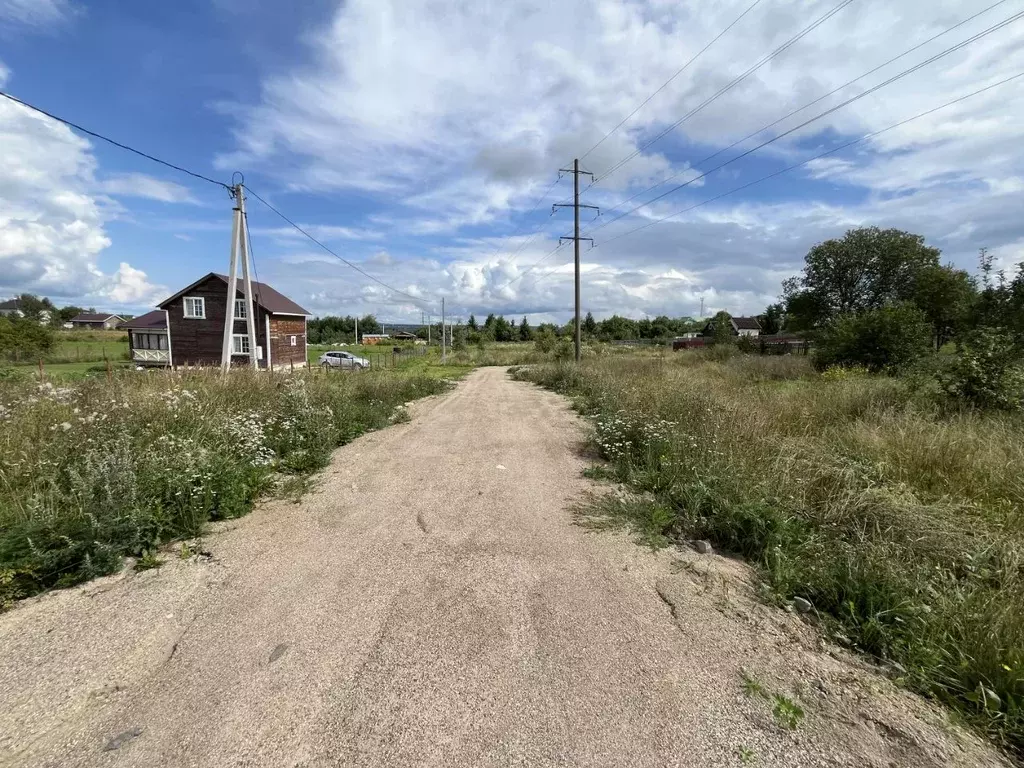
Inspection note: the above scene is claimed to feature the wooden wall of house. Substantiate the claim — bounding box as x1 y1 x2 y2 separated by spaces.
268 316 307 368
164 277 269 367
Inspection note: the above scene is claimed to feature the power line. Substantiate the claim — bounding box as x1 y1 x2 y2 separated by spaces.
580 0 1012 233
241 201 264 314
245 187 436 309
594 70 1024 248
0 89 232 191
578 0 765 163
481 173 566 266
585 9 1024 237
591 0 856 186
489 240 570 294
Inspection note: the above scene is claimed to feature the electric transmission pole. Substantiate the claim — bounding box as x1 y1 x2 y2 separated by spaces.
553 159 598 363
221 181 259 373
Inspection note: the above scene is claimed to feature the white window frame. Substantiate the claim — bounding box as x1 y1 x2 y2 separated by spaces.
289 335 297 346
183 297 205 319
232 334 250 356
234 298 248 320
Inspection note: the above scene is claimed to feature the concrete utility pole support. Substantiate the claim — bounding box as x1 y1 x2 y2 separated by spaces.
221 181 259 372
553 159 597 363
441 298 446 364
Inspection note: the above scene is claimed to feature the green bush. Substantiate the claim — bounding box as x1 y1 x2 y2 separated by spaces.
534 331 556 354
814 303 932 373
941 328 1024 411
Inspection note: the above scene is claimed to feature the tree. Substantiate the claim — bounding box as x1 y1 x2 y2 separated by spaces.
758 303 785 335
359 314 381 336
814 303 932 373
15 293 55 322
519 316 532 341
58 305 85 324
0 316 56 361
913 264 977 349
467 314 478 331
783 227 941 329
492 315 514 342
583 311 597 335
598 315 638 341
710 311 734 346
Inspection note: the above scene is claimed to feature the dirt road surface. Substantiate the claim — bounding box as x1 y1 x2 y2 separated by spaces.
0 367 1007 767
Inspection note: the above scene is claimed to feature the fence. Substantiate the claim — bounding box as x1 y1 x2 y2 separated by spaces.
322 345 429 373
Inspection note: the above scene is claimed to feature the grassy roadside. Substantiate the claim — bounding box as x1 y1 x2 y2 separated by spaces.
512 353 1024 754
0 366 456 607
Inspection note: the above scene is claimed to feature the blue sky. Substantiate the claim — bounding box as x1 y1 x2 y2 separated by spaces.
2 0 1024 324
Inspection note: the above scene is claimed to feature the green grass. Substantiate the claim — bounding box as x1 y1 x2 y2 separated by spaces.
0 367 453 606
513 352 1024 754
5 330 130 366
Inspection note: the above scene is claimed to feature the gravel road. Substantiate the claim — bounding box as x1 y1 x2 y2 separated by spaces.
0 367 1008 767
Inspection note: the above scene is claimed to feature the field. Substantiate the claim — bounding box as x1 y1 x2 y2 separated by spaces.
512 352 1024 752
0 365 457 606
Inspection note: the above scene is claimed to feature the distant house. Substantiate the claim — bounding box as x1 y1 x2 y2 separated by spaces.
361 334 390 346
0 299 24 317
70 312 125 329
701 316 761 338
391 331 418 341
129 272 311 369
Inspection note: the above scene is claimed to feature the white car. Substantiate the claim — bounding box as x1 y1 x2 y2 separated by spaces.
319 350 369 370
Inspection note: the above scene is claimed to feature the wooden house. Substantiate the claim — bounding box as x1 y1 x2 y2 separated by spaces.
124 272 310 369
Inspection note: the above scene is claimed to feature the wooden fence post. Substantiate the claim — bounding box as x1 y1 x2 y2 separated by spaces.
38 358 44 383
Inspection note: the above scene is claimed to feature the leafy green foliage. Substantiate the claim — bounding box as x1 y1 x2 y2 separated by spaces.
772 695 805 730
307 314 381 344
784 227 941 329
813 303 932 373
913 264 977 349
942 328 1024 411
0 316 57 362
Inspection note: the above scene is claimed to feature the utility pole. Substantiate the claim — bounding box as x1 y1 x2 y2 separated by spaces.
221 181 259 372
441 298 446 363
354 315 358 345
553 159 598 363
700 296 705 318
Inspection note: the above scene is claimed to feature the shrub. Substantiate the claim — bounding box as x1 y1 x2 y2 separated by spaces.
535 330 556 354
941 328 1024 411
814 303 931 373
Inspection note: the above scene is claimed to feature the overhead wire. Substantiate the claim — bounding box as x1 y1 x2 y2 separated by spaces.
579 0 1012 233
489 240 571 294
590 0 857 186
0 89 232 191
245 187 436 310
591 70 1024 249
582 9 1024 238
577 0 766 163
480 173 566 271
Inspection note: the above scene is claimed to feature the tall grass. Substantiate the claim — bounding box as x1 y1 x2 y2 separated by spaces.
0 368 451 605
513 354 1024 753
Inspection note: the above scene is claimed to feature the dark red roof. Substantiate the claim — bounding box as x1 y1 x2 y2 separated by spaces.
118 310 167 330
158 272 310 315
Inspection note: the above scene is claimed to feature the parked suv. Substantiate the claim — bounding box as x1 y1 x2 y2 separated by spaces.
319 350 369 370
